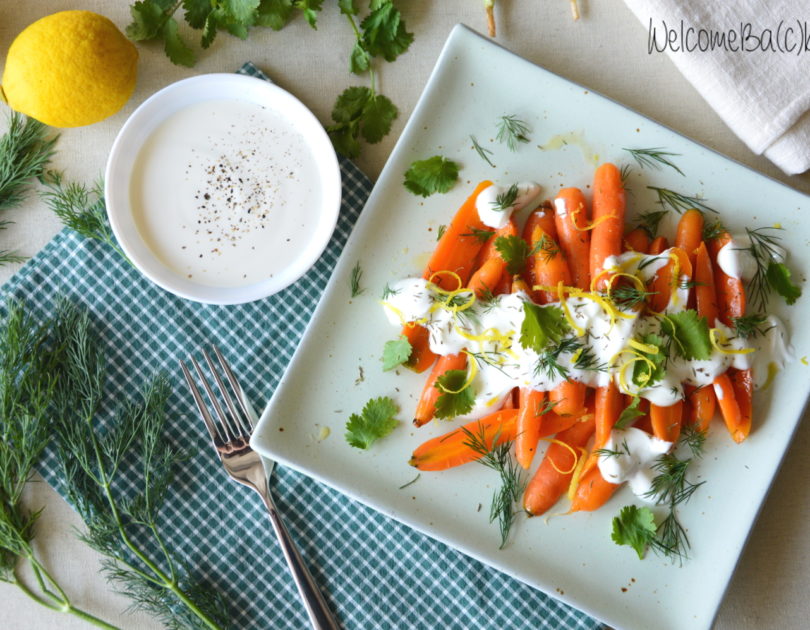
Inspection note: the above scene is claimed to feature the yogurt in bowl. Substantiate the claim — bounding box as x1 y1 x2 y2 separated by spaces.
105 74 341 304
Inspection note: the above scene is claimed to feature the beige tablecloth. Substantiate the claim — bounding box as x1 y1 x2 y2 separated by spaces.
0 2 808 629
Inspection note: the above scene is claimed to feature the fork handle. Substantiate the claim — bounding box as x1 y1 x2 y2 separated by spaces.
257 487 341 630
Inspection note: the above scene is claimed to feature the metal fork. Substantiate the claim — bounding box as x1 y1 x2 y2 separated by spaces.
181 347 340 630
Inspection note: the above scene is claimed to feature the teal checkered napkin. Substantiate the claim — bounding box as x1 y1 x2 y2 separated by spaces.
0 63 602 629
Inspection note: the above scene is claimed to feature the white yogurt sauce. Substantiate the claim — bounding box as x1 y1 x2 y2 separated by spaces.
597 428 672 500
716 233 787 280
130 98 321 287
475 182 542 229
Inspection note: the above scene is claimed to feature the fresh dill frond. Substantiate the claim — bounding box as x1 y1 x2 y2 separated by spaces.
40 173 130 263
491 184 519 212
744 227 785 312
679 424 707 459
350 261 365 297
530 233 559 263
623 147 685 176
470 135 495 167
436 224 447 240
609 284 656 309
702 219 727 241
535 399 559 416
595 440 631 459
460 423 525 549
381 282 400 300
647 186 716 214
620 164 633 185
635 209 669 238
732 314 771 339
495 115 530 151
572 343 608 372
0 112 58 212
535 337 581 381
461 227 494 243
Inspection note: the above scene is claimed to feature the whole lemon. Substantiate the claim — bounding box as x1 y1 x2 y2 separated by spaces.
1 10 138 127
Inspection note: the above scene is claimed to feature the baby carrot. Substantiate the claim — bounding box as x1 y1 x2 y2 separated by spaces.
713 373 744 441
531 225 572 305
730 369 753 443
569 466 620 513
523 415 596 516
649 246 692 312
590 163 625 291
708 232 745 327
623 227 650 254
515 389 546 469
650 400 683 443
467 257 505 298
409 409 519 471
674 208 704 270
694 242 719 326
402 325 436 373
474 218 518 272
686 385 716 432
649 236 668 255
413 353 468 427
583 382 621 476
553 187 591 290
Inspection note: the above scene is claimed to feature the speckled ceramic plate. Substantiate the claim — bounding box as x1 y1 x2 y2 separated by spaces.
251 24 810 630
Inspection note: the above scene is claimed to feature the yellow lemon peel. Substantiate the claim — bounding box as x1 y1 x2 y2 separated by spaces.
541 438 580 475
709 328 755 355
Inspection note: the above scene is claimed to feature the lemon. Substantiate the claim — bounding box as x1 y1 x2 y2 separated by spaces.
1 10 138 128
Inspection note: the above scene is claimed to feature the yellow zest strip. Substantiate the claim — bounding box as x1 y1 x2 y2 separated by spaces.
557 281 586 337
760 362 778 390
542 438 579 475
629 338 659 355
667 250 683 309
428 270 463 292
570 206 618 232
566 447 590 501
616 352 656 394
485 395 502 407
437 352 479 394
709 328 755 355
454 326 503 344
380 301 429 327
569 287 624 328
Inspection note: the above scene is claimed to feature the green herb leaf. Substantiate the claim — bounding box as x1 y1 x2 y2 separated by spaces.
345 396 399 449
382 336 412 371
520 303 570 353
494 235 530 275
732 314 770 339
403 156 460 197
615 397 645 429
647 186 716 215
360 1 414 62
255 0 294 29
766 261 802 305
434 369 475 419
338 0 357 14
623 147 684 176
634 209 669 239
470 135 495 167
161 17 196 66
327 87 398 158
631 333 667 389
612 505 657 559
350 260 364 297
496 115 530 151
660 310 712 361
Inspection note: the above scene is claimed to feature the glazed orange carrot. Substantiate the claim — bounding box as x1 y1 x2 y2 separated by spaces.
409 409 519 471
713 373 743 440
674 209 704 270
708 232 746 327
729 369 753 443
535 410 582 437
404 181 495 373
694 242 719 326
590 163 625 291
583 381 622 476
650 400 683 443
467 257 505 297
474 218 518 272
516 389 545 469
624 227 650 254
522 204 557 294
553 187 591 290
531 224 572 305
649 246 692 312
649 236 668 255
569 466 621 513
686 385 716 432
523 415 596 516
413 353 468 427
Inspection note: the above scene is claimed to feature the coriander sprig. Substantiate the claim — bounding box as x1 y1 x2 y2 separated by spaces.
623 147 685 176
647 186 716 214
496 115 530 151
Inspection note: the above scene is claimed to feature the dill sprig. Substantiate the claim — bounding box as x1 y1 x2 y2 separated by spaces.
495 115 530 151
0 299 118 628
40 173 130 263
461 227 494 243
381 282 399 300
491 184 519 212
535 337 582 380
470 135 495 167
436 224 447 240
732 314 771 339
743 227 785 312
634 209 669 238
460 423 525 549
0 112 59 264
350 261 365 297
50 303 230 629
609 284 657 309
647 186 716 215
620 164 633 185
623 147 684 176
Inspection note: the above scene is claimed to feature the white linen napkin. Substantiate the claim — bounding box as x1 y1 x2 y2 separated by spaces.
623 0 810 175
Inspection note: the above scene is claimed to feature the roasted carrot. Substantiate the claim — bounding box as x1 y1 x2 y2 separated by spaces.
413 353 468 427
713 373 744 441
590 163 625 291
650 400 683 443
409 409 519 471
467 257 505 298
649 246 692 312
522 204 558 295
516 389 545 469
674 208 704 270
649 236 669 255
569 466 620 513
694 242 719 326
523 415 596 516
708 232 745 327
474 218 518 272
729 369 753 443
402 325 436 373
583 381 622 475
531 225 572 305
686 385 716 432
624 227 650 254
553 187 591 290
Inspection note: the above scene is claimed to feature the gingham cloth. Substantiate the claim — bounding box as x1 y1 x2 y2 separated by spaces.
0 63 602 630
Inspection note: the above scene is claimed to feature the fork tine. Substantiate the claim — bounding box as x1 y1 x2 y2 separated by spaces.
213 345 254 430
203 348 251 437
191 355 238 442
180 359 221 444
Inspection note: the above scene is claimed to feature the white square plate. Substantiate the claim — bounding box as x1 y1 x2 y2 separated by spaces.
252 24 810 630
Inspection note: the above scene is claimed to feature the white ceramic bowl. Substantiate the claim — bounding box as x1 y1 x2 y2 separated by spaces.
105 74 341 305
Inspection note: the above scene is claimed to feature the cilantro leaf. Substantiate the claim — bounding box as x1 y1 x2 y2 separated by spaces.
520 303 570 353
403 156 460 197
223 0 260 23
766 262 802 305
293 0 323 29
631 333 666 389
661 310 711 361
350 42 371 74
345 396 399 449
494 235 530 275
338 0 358 15
360 93 397 143
434 369 475 419
382 336 412 371
327 87 398 158
615 397 644 430
255 0 294 29
161 18 196 67
360 1 414 62
127 0 171 40
612 505 657 559
182 0 212 29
